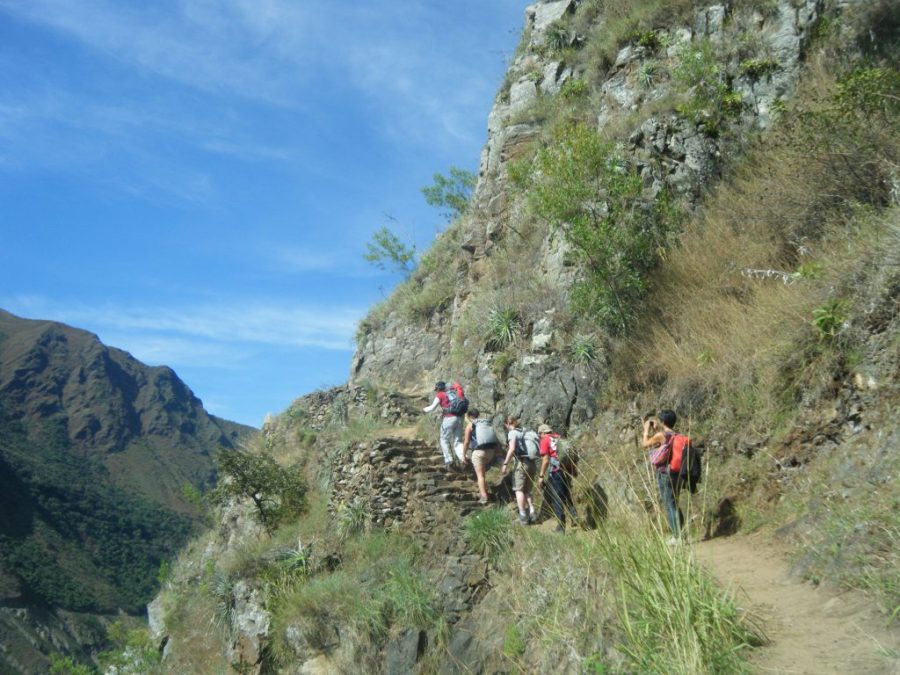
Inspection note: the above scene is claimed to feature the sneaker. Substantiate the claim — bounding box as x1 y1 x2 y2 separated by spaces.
518 513 529 525
478 496 489 505
528 511 537 524
666 536 679 546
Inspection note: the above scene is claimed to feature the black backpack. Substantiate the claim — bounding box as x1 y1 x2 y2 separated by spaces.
675 442 703 494
446 383 469 416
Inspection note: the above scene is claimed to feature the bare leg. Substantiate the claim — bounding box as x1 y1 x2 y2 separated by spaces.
475 465 488 501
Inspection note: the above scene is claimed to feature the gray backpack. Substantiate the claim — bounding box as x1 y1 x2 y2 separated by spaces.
472 419 498 448
514 429 541 461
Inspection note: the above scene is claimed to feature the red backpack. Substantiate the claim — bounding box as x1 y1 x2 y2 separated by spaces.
668 432 690 473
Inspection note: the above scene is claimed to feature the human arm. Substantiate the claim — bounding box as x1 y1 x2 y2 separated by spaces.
538 435 551 485
423 396 441 413
641 419 666 448
501 430 518 475
462 421 473 463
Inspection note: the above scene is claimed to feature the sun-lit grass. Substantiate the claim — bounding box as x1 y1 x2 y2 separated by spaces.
463 507 513 564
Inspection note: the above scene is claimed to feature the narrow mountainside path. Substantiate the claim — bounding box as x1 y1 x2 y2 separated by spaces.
695 534 900 674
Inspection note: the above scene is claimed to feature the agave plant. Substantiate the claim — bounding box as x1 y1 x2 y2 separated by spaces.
486 306 522 350
570 333 600 365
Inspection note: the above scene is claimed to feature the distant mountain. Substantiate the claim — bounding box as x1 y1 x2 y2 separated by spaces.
0 309 254 671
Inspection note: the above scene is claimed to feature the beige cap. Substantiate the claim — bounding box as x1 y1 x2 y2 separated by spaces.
538 423 553 434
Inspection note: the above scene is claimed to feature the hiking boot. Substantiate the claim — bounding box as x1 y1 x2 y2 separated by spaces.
478 496 489 505
554 524 565 534
666 536 680 546
528 511 538 524
517 513 529 525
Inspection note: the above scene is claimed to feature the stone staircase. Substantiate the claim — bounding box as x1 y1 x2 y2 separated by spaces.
329 436 504 531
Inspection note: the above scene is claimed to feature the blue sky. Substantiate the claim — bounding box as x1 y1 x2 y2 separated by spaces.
0 1 524 427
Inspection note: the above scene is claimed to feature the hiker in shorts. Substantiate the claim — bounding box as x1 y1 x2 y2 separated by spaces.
642 410 683 540
422 381 462 469
462 408 500 505
537 423 578 533
501 416 537 524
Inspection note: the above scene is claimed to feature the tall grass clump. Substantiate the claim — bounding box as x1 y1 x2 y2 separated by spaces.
463 508 513 565
600 515 765 673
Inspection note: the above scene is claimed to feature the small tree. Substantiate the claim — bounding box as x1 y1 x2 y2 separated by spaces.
421 166 477 222
363 225 417 277
210 449 307 532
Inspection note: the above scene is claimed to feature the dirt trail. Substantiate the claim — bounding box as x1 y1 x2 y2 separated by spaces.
695 534 900 674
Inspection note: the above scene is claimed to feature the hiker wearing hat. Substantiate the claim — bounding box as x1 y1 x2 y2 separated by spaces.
423 381 463 468
538 423 578 533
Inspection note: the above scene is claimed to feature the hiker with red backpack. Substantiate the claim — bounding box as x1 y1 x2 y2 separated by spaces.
642 410 702 541
537 423 578 533
642 410 686 541
422 381 468 469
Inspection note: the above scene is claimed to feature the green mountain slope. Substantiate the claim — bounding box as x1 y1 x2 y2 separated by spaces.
0 309 255 670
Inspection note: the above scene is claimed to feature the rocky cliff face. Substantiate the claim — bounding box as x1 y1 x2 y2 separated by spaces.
351 0 828 429
0 309 254 673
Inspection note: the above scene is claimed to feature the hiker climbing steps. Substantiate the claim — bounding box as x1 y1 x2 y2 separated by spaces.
329 436 487 531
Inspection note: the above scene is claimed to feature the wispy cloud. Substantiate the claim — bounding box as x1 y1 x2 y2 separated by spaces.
100 333 249 369
265 244 339 274
0 0 513 166
3 295 362 357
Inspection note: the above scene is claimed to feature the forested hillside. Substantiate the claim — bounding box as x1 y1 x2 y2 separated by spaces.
0 310 254 673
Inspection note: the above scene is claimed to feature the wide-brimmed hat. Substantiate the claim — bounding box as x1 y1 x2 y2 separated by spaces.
538 423 553 434
434 381 446 391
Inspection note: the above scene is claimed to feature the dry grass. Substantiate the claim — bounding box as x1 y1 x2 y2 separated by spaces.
611 62 899 434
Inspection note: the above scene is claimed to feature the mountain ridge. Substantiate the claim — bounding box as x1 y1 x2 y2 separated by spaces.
0 308 255 673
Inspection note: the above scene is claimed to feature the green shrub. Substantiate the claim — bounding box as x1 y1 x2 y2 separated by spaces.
336 500 369 540
673 40 739 131
49 654 93 675
637 60 658 89
363 226 417 277
559 77 588 98
210 449 308 532
631 29 660 51
812 299 848 340
514 123 679 330
421 166 476 223
97 620 163 673
739 57 780 80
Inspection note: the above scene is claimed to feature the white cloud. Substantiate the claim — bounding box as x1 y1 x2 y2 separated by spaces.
100 333 248 368
0 0 511 151
266 245 338 274
3 295 361 354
